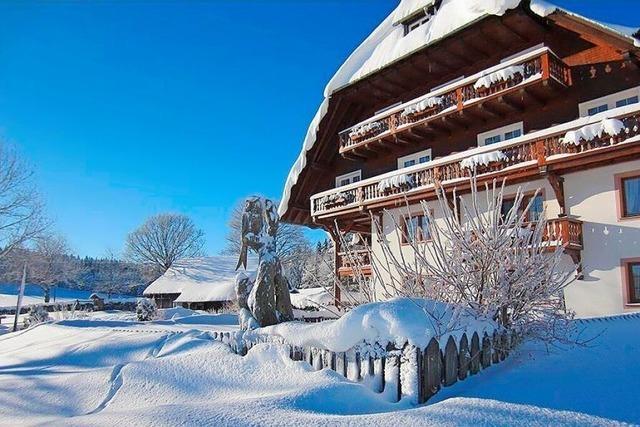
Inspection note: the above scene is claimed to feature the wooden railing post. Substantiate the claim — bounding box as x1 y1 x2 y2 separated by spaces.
456 87 464 111
541 52 550 80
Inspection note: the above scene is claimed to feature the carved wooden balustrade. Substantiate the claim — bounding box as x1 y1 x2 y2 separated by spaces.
312 108 640 217
544 217 584 250
338 47 572 155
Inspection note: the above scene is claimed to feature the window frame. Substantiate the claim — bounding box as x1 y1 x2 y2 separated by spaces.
401 212 432 245
402 10 431 36
500 190 545 223
579 86 640 117
621 258 640 306
477 122 524 147
397 149 432 170
335 170 362 188
614 170 640 221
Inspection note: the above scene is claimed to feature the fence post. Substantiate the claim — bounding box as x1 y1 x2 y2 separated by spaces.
470 332 480 375
423 338 441 402
383 353 401 403
481 333 492 369
500 331 509 360
458 333 470 381
444 336 458 387
400 345 420 404
492 331 500 364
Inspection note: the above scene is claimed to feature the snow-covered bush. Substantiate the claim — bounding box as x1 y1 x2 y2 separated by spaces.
317 175 576 344
136 298 157 321
25 305 50 328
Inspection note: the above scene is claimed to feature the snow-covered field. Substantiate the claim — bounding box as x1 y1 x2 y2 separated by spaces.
0 309 637 426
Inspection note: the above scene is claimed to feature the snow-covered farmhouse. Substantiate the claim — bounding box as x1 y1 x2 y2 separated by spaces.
143 256 257 311
279 0 640 318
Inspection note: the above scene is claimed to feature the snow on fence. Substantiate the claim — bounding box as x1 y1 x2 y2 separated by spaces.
209 328 518 405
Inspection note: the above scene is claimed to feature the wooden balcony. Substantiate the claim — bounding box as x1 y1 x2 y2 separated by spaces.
338 47 572 158
543 217 583 251
312 106 640 218
337 249 372 278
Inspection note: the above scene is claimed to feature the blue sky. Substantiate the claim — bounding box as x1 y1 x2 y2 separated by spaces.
0 1 636 257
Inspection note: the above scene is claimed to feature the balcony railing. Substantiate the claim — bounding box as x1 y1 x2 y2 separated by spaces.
312 106 640 217
337 249 371 277
543 217 583 250
338 47 571 155
334 218 582 279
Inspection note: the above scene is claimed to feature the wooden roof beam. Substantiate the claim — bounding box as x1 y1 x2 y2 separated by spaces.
478 102 505 119
498 95 525 113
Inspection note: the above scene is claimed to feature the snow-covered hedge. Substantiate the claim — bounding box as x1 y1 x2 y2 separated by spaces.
136 298 158 321
25 305 50 328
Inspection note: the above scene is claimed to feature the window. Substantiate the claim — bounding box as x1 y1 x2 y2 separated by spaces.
621 175 640 217
477 122 524 147
579 86 640 117
627 263 640 303
484 135 502 145
501 193 544 222
616 96 639 108
397 149 432 169
403 11 431 35
402 214 431 243
587 104 608 116
335 170 361 188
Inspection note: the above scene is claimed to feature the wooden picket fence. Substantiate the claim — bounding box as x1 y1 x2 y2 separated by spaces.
209 328 518 404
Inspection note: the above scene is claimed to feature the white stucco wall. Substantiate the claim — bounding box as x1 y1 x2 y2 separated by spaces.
563 159 640 317
369 163 640 318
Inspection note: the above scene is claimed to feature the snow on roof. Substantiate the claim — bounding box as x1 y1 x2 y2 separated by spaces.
278 0 639 218
289 287 333 310
143 256 257 303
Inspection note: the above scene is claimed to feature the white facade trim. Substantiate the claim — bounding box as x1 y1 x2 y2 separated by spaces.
477 122 524 146
397 149 433 169
335 170 362 187
579 86 640 117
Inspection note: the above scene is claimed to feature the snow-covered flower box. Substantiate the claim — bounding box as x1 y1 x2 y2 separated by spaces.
400 96 442 119
321 191 355 208
474 65 525 91
348 121 384 141
561 118 626 146
460 150 508 170
377 174 415 194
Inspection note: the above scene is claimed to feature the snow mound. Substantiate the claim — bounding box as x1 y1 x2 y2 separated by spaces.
290 287 334 310
252 298 496 352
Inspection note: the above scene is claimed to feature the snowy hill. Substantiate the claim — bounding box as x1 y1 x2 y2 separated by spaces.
0 310 638 425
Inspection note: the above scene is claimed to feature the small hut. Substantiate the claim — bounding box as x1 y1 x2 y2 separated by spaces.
143 256 257 311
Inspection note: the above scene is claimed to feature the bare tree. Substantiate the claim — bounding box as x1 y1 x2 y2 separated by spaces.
0 145 48 259
313 177 575 343
125 213 205 272
28 234 76 303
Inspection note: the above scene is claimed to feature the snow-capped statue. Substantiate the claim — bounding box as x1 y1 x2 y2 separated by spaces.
235 196 293 329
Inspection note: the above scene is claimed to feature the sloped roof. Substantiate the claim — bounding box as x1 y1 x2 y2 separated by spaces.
278 0 640 220
143 256 257 303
